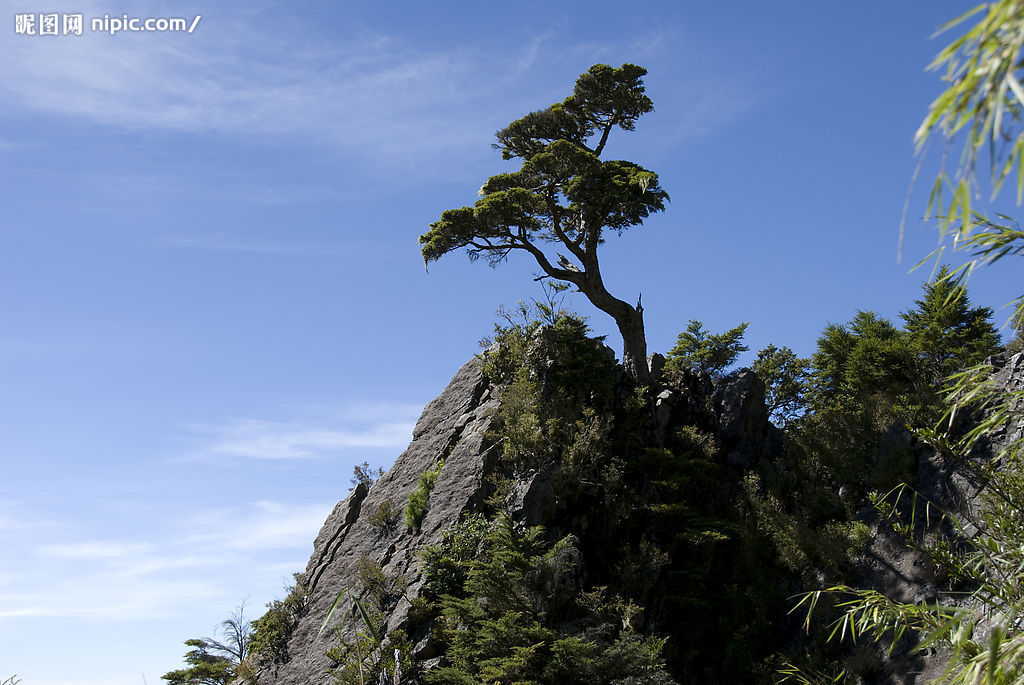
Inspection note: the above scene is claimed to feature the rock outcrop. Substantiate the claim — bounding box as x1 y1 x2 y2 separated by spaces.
246 349 785 684
247 347 1024 685
249 358 499 684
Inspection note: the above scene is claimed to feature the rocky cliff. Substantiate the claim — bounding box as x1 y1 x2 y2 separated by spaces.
245 343 1024 685
248 358 499 683
246 337 780 683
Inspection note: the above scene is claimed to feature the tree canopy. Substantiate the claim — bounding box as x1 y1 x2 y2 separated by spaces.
750 344 810 427
420 63 668 383
161 639 235 685
664 320 749 380
162 606 251 685
900 265 1000 385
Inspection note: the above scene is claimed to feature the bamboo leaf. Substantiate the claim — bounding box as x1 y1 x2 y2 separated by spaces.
1016 137 1024 203
319 588 350 636
933 3 989 38
353 597 381 645
1006 70 1024 107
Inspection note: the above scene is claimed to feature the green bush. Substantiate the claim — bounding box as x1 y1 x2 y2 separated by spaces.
353 554 405 611
483 309 618 476
247 575 307 663
367 497 400 531
326 621 413 685
426 515 676 685
420 513 490 598
405 460 444 533
751 344 811 427
350 461 383 490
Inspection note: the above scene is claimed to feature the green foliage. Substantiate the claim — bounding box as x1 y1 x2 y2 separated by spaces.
900 265 1001 385
419 63 665 266
351 461 383 491
913 0 1024 324
420 513 490 599
323 589 414 685
776 660 847 684
164 605 252 685
248 575 307 664
327 621 413 685
752 344 811 427
354 554 399 610
791 272 1001 498
785 43 1018 658
665 319 750 379
732 279 1006 675
426 514 677 685
405 460 443 533
807 312 916 414
909 0 1024 405
482 308 617 477
478 307 799 681
162 638 236 685
420 63 668 382
795 311 925 492
790 432 1024 683
1007 310 1024 353
367 497 400 532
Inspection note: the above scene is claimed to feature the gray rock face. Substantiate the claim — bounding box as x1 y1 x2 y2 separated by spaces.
504 464 556 527
714 368 776 466
981 351 1024 455
248 358 499 685
849 352 1024 683
653 365 780 465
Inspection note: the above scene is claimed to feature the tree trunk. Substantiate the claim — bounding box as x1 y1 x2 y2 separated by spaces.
616 304 650 386
577 275 650 385
529 235 650 384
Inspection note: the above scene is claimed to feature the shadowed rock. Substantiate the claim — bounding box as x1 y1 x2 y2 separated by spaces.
247 358 499 684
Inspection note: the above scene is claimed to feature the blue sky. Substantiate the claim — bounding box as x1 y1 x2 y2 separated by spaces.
1 1 1019 683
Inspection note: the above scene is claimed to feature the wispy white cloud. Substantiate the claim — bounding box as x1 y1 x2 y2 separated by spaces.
0 5 763 173
186 500 333 551
0 499 52 533
0 573 222 619
29 678 142 685
39 541 155 560
153 233 373 257
0 5 510 163
180 403 421 460
653 79 761 146
4 499 332 620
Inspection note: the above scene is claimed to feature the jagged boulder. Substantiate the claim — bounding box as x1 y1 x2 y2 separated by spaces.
247 358 499 684
715 367 779 466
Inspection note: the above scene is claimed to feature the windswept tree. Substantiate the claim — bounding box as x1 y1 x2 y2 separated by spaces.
163 605 251 685
419 63 669 384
